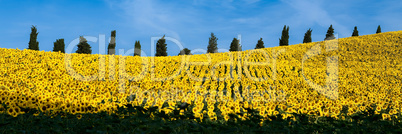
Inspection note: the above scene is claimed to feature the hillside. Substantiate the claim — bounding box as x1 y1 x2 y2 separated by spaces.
0 31 401 121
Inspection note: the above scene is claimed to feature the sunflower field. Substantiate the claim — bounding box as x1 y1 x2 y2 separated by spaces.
0 31 401 133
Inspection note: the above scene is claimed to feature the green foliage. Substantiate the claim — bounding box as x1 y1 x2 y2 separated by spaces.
76 36 92 54
155 35 167 56
108 30 116 55
325 25 335 40
279 25 289 46
134 40 141 56
111 30 116 38
207 33 218 53
255 38 265 49
28 25 39 50
0 102 401 133
229 38 240 51
178 48 192 55
352 26 359 37
376 25 382 34
303 28 312 43
53 39 65 53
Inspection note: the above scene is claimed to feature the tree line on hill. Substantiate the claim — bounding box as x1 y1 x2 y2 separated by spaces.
27 25 383 56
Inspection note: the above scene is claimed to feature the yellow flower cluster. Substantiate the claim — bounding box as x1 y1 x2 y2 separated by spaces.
0 31 401 122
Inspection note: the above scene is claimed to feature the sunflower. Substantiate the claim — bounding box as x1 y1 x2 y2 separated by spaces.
68 106 77 114
0 105 5 113
308 111 316 115
0 96 6 103
80 107 86 113
382 104 388 110
389 109 397 115
224 115 230 121
382 114 390 120
205 105 213 111
192 107 198 113
27 97 36 104
273 111 279 115
287 108 296 113
14 107 23 115
375 106 382 111
19 102 28 109
76 114 82 120
7 106 16 117
8 96 16 102
207 110 214 116
93 107 99 113
259 110 265 116
199 113 204 120
39 104 47 112
28 83 35 89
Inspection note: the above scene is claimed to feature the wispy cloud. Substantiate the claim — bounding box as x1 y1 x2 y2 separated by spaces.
107 0 202 41
242 0 260 4
281 0 349 37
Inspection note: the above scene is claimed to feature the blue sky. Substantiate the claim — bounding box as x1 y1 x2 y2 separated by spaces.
1 0 401 56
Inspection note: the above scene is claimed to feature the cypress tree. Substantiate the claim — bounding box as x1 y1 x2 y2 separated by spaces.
207 33 218 53
134 40 141 56
255 38 265 49
108 30 116 55
325 25 335 40
178 48 192 55
376 25 381 34
155 35 167 56
76 36 92 54
229 38 240 51
352 26 359 37
279 25 289 46
28 25 39 50
53 39 65 53
303 28 312 43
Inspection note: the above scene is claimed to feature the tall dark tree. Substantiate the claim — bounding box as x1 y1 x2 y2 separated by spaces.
108 30 116 55
155 35 167 56
178 48 192 55
53 39 65 53
303 28 312 43
376 25 381 34
134 40 141 56
352 26 359 37
279 25 289 46
207 33 218 53
229 38 240 51
255 38 265 49
28 25 39 50
325 25 335 40
76 36 92 54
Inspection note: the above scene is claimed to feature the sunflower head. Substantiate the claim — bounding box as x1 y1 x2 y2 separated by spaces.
0 105 5 113
40 105 47 112
76 114 82 120
7 107 15 115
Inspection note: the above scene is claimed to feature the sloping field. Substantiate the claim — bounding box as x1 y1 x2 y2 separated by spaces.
0 31 401 123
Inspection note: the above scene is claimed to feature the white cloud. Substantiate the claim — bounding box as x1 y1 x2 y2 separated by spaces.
242 0 260 4
107 0 189 40
191 0 236 9
281 0 350 37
